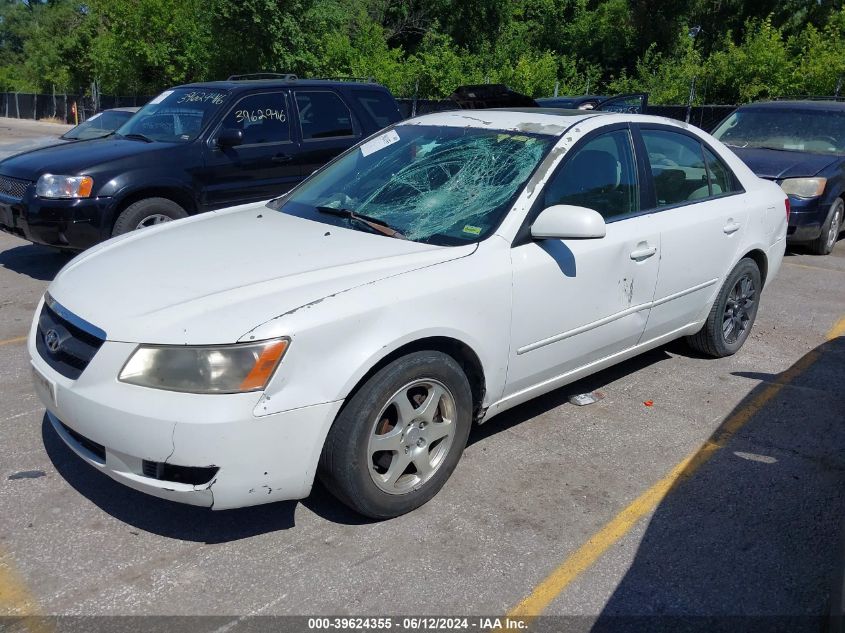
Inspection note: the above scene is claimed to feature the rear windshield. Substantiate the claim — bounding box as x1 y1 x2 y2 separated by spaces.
713 108 845 155
353 90 402 128
115 88 230 142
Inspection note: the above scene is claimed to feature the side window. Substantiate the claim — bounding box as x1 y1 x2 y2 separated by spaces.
703 147 740 196
353 89 401 128
543 129 640 220
295 91 355 140
221 92 290 145
641 129 709 206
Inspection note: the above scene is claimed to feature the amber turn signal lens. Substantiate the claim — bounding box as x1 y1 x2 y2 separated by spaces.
239 340 289 391
78 176 94 197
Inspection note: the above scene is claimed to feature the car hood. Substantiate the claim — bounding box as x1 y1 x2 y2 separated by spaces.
0 137 172 179
47 204 475 344
730 146 840 180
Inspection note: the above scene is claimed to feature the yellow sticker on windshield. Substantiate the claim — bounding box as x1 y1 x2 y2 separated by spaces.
462 225 482 236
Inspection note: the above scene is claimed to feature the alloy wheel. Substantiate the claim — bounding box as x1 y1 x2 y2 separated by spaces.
722 273 756 344
367 379 456 495
827 206 842 250
135 214 173 229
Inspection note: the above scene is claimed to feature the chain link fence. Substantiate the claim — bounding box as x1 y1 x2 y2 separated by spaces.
0 92 153 123
2 92 736 133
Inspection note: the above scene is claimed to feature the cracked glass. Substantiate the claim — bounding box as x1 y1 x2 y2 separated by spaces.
271 124 555 245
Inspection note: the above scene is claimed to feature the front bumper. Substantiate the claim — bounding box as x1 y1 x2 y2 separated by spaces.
786 196 826 242
0 188 113 250
29 324 343 510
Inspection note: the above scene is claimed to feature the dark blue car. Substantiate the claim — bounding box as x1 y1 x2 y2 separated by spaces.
712 100 845 254
0 76 401 251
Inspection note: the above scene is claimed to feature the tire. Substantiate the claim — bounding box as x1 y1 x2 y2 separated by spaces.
318 351 473 519
809 197 843 256
112 197 188 236
687 257 762 358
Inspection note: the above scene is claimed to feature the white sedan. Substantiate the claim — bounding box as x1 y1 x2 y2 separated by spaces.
28 110 787 518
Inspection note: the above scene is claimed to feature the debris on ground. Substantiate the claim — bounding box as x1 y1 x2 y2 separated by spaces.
569 391 605 406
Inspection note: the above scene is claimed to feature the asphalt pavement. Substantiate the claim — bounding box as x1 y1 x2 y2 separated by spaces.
0 117 842 631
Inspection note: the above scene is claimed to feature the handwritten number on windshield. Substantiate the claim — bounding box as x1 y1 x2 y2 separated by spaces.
235 109 287 124
177 91 226 105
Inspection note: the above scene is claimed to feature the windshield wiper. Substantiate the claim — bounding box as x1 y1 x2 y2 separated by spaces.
120 133 154 143
727 142 803 153
316 206 406 239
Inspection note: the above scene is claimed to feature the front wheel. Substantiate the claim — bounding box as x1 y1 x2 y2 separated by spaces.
809 197 843 256
318 351 473 519
112 197 188 236
687 258 762 358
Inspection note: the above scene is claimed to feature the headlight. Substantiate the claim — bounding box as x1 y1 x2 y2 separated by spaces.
35 174 94 199
780 177 826 199
119 338 289 394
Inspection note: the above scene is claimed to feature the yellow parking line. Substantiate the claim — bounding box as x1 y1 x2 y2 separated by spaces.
0 557 37 615
0 554 52 632
783 261 844 274
0 335 27 347
827 316 845 340
496 316 844 627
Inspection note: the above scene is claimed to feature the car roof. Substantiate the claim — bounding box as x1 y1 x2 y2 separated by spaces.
738 99 845 112
403 109 693 136
404 109 598 135
536 96 605 103
175 79 387 91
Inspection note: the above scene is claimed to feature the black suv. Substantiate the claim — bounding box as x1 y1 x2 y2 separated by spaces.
0 75 401 250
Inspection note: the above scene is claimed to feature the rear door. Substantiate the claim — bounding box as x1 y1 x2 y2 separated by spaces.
199 90 301 209
292 89 361 176
635 125 749 340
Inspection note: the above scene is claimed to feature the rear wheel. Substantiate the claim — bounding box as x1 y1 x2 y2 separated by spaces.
809 197 843 255
687 258 761 358
318 351 473 519
112 197 187 236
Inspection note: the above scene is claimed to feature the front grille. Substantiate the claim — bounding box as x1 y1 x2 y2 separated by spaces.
0 175 31 200
36 298 106 379
141 459 219 485
60 422 106 461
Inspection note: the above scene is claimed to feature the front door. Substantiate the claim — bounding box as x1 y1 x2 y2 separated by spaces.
506 126 661 399
200 90 301 209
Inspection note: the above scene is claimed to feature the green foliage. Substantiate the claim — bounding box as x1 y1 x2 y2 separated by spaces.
706 18 794 102
88 0 212 94
1 0 844 105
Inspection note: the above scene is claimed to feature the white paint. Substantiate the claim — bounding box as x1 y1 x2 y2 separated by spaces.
29 110 787 511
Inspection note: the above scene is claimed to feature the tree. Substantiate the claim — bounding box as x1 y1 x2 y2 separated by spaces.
88 0 212 94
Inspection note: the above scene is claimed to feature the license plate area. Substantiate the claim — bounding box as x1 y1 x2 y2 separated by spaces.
31 363 57 409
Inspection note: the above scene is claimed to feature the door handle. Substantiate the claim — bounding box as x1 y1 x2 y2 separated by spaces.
630 245 657 260
723 221 741 234
272 154 292 163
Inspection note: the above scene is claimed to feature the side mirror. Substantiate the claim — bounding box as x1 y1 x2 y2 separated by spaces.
530 204 606 240
217 128 243 148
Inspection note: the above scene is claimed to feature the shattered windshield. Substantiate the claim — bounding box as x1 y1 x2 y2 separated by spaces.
270 124 555 245
713 109 845 155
